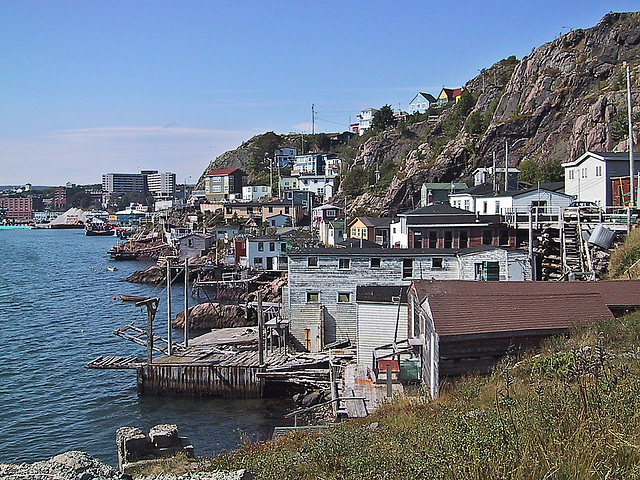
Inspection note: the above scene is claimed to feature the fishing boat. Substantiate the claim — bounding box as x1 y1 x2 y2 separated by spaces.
85 219 115 236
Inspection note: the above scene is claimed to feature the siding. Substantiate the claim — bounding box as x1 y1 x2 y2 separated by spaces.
357 303 408 366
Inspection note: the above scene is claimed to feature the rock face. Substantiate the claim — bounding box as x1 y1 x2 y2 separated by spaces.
195 13 640 216
173 303 252 331
375 12 640 214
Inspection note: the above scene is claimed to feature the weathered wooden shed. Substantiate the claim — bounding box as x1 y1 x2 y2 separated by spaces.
409 280 640 398
177 233 215 261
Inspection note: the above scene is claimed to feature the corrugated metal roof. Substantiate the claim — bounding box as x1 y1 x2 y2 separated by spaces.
412 280 640 338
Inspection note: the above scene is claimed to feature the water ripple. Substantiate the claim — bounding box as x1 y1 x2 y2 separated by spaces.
0 229 292 466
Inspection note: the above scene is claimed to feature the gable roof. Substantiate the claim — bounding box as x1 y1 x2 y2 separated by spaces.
439 87 465 101
205 168 245 176
349 216 393 228
412 280 640 338
410 92 437 104
562 151 637 168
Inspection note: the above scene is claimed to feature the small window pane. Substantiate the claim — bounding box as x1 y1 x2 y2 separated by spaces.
307 292 319 302
338 292 351 303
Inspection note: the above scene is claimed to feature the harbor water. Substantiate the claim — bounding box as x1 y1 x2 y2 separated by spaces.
0 228 291 466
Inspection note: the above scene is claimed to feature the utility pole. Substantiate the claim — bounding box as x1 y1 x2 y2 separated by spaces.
312 104 315 135
166 258 173 355
184 258 189 348
492 152 497 192
258 291 264 366
627 63 635 207
504 140 509 192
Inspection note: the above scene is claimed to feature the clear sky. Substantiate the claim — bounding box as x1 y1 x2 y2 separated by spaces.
1 1 637 186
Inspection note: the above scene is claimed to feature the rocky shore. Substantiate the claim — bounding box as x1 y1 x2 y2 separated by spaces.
0 450 254 480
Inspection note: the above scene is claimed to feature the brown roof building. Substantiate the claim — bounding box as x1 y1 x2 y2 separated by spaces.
408 280 640 398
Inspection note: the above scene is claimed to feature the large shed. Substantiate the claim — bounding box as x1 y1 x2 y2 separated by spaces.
409 280 640 398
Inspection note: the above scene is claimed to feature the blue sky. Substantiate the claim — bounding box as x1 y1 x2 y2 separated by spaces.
0 1 637 186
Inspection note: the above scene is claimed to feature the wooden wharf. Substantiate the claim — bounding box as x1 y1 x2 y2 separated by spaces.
86 324 332 399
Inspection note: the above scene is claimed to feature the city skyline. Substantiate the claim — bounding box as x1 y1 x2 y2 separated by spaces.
1 1 637 186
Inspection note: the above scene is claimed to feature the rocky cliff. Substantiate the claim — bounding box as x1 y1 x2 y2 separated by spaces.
377 11 640 214
197 12 640 216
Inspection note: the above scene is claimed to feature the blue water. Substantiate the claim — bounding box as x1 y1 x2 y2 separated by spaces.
0 229 291 465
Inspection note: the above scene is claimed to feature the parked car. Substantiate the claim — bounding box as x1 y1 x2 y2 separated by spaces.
564 201 601 219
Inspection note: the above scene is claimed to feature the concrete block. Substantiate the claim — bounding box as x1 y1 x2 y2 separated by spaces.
148 423 178 448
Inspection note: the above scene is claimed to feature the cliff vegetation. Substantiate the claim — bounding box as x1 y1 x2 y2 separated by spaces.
198 12 640 216
133 310 640 479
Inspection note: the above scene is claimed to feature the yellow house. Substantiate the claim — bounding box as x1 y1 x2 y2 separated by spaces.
348 217 392 247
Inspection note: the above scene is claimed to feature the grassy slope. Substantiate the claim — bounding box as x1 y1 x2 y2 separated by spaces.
133 311 640 480
608 227 640 279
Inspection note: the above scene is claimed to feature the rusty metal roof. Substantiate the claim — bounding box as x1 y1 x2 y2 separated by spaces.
412 280 640 338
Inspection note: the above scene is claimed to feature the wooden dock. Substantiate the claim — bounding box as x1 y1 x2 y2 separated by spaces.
87 325 331 399
139 349 290 398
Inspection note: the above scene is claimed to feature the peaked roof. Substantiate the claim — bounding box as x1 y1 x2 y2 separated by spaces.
562 151 637 167
349 216 393 228
412 280 640 338
439 87 465 100
205 168 245 176
410 92 437 104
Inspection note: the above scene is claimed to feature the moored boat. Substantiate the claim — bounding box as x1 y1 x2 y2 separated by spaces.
120 295 149 302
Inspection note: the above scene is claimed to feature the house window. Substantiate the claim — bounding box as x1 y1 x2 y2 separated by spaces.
499 229 510 246
339 258 350 269
429 231 438 249
327 209 336 217
258 242 264 252
402 259 414 279
464 199 470 211
459 230 468 249
432 257 443 269
308 256 318 267
281 242 287 252
475 261 500 281
307 292 319 302
269 242 275 251
444 231 452 249
482 230 493 245
595 165 602 177
413 231 422 249
582 167 587 178
495 201 500 214
370 257 381 268
254 257 263 266
285 206 290 214
568 169 574 180
268 206 273 213
483 202 488 214
338 292 351 303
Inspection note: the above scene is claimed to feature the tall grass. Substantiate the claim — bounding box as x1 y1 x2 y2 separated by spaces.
134 313 640 479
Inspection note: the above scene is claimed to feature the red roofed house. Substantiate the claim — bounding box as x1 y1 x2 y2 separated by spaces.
436 87 465 105
408 280 640 398
203 168 248 201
